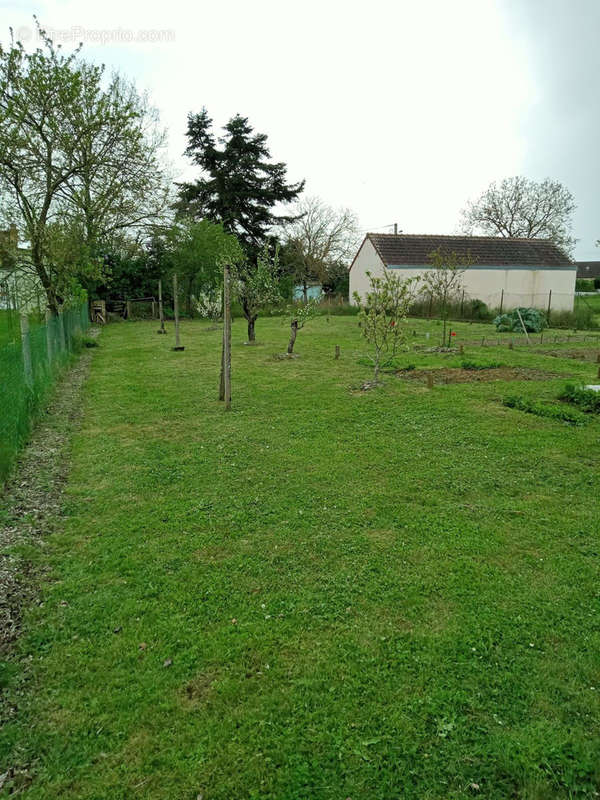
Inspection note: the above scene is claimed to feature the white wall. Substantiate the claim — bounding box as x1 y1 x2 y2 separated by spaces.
349 249 576 311
348 237 386 301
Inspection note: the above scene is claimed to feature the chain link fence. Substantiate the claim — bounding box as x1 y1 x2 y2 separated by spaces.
0 302 90 483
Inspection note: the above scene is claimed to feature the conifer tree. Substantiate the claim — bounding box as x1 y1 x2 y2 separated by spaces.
177 109 304 338
177 109 304 253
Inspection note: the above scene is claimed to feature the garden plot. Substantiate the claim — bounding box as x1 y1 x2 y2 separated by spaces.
538 348 600 362
397 365 559 384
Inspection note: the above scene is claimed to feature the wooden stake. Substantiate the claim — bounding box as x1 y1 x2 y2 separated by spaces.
515 308 531 344
335 345 340 359
426 372 434 389
223 262 231 410
172 273 184 350
157 279 166 333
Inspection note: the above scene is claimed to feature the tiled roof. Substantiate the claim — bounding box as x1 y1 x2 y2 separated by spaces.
366 233 572 268
576 261 600 279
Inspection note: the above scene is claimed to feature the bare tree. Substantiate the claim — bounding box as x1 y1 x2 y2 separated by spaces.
282 196 360 300
460 176 576 256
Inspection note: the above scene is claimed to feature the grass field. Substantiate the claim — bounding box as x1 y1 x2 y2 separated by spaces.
2 315 600 799
576 293 600 325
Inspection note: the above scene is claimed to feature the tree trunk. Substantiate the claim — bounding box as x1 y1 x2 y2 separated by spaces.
441 297 447 347
247 317 256 342
31 244 61 316
288 319 298 354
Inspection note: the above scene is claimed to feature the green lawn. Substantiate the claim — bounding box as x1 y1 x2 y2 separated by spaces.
2 316 600 799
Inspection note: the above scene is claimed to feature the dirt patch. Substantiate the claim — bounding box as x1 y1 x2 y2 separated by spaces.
0 335 97 663
397 366 558 385
539 348 600 363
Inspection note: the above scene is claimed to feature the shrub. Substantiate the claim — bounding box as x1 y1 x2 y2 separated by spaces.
559 383 600 413
550 303 598 330
576 278 595 292
468 298 491 320
503 395 587 425
494 307 547 333
317 302 359 316
407 295 494 321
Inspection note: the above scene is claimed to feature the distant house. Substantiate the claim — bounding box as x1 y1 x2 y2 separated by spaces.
575 261 600 280
349 233 576 312
293 284 322 301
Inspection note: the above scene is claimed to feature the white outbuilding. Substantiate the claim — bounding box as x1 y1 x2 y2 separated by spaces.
349 233 576 312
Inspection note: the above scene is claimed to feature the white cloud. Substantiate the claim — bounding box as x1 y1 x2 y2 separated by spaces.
1 0 542 241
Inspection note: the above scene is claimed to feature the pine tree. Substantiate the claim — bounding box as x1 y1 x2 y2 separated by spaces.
177 109 304 340
177 109 304 254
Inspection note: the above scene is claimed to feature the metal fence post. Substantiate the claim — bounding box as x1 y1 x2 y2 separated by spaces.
20 313 33 388
45 309 54 367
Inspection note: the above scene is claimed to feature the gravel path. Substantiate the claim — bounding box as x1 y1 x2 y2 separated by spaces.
0 338 97 661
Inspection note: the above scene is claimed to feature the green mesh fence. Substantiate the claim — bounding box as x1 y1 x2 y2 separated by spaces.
0 303 90 483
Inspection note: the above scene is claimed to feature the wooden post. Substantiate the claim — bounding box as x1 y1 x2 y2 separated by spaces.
157 279 166 334
223 262 231 410
499 288 504 314
45 308 53 367
547 290 552 324
126 300 132 319
426 372 434 389
152 299 156 319
335 345 340 360
172 273 184 350
459 344 464 355
508 340 513 350
540 331 544 345
515 308 531 344
219 337 225 401
20 313 33 388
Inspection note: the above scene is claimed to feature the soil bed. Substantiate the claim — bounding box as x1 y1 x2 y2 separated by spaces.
538 348 600 362
397 366 558 385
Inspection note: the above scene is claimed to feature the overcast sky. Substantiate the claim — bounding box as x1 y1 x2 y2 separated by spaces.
1 0 597 259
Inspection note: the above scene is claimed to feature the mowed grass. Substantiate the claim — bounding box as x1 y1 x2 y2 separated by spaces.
2 316 600 799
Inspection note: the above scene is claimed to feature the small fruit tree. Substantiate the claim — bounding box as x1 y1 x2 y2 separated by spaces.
231 245 281 343
287 296 321 354
353 270 419 382
422 248 472 346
